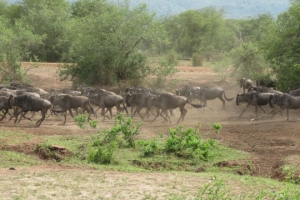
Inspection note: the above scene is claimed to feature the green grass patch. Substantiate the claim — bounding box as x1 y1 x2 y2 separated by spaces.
0 130 35 146
0 151 40 168
39 134 90 152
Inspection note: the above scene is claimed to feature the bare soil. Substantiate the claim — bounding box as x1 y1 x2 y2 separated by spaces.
1 63 300 198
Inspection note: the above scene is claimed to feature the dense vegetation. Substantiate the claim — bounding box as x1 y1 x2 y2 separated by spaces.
1 0 300 90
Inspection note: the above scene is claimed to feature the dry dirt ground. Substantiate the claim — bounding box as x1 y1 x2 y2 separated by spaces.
1 63 300 199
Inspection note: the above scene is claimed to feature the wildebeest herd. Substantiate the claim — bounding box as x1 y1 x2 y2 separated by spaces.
0 77 300 127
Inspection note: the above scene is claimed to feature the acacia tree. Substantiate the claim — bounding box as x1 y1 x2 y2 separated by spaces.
59 1 165 86
264 0 300 91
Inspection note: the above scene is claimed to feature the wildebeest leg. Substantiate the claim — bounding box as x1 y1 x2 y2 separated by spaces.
63 111 67 124
160 109 171 123
68 109 75 118
239 104 250 117
36 110 46 127
14 109 24 124
181 107 188 122
176 107 187 124
0 108 8 121
151 109 161 123
158 110 169 122
132 106 144 120
286 108 290 120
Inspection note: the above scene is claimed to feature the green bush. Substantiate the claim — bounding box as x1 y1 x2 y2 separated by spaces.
192 53 204 66
160 50 179 67
87 142 117 164
102 113 143 148
84 113 142 164
164 126 218 161
137 139 159 157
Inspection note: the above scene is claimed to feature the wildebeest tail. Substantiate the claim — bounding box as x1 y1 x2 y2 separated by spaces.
187 99 203 109
224 92 234 101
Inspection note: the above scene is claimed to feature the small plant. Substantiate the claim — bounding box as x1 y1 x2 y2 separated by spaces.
102 112 143 148
197 176 229 199
282 165 300 184
74 114 97 129
84 113 143 164
271 186 300 199
164 126 218 161
87 142 117 164
213 123 222 134
192 53 204 67
137 139 159 157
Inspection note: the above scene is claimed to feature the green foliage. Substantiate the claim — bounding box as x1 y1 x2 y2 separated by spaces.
87 141 117 164
213 123 222 134
17 0 71 62
192 53 205 66
160 50 178 67
137 139 159 157
0 17 41 83
164 126 218 161
282 165 300 184
163 8 236 59
101 113 143 148
271 185 300 199
83 113 142 164
228 42 269 79
148 56 178 89
264 0 300 90
59 1 164 86
197 177 229 199
74 114 97 129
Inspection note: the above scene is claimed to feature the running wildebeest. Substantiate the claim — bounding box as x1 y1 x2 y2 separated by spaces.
0 96 13 121
239 78 254 93
269 93 300 120
236 92 272 118
88 92 127 120
51 94 96 124
147 93 203 124
8 94 51 126
287 86 300 96
190 86 234 110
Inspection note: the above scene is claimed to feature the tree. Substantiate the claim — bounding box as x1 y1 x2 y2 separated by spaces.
163 7 236 61
17 0 71 62
218 15 276 80
0 17 41 82
59 1 164 86
264 0 300 90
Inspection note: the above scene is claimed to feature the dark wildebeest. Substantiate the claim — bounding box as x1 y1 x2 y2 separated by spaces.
287 87 300 96
269 93 300 120
51 94 96 124
190 86 234 110
236 92 272 118
0 96 13 121
125 92 151 120
239 78 253 93
88 93 127 120
8 94 51 126
147 93 202 124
